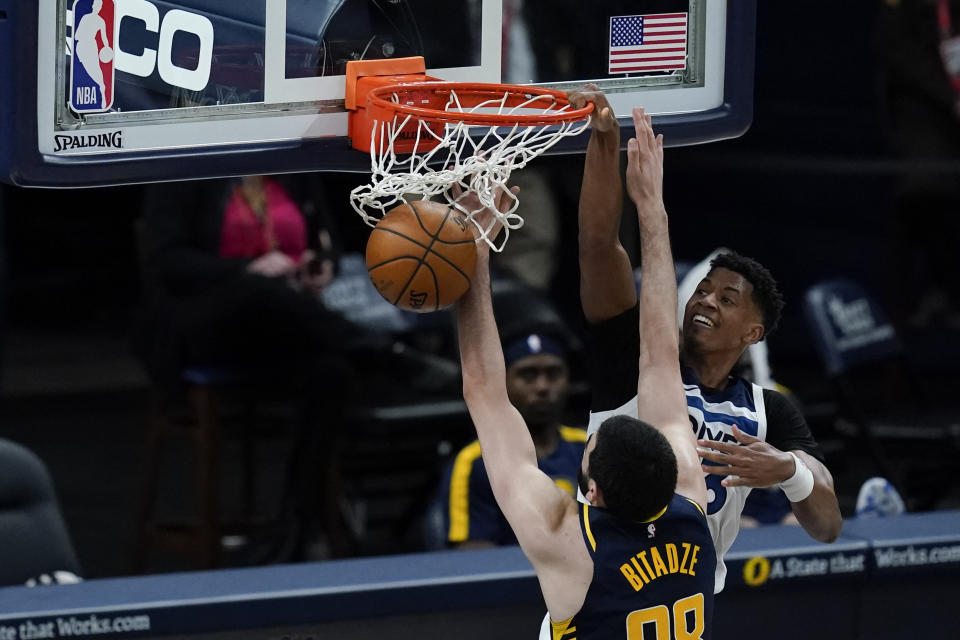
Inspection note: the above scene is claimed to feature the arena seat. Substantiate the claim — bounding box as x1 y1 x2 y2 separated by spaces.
134 366 294 570
803 278 960 509
0 438 81 586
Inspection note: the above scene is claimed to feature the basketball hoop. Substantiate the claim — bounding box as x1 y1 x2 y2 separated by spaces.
347 59 593 252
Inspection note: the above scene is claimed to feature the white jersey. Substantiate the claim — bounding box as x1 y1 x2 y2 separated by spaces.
582 367 768 594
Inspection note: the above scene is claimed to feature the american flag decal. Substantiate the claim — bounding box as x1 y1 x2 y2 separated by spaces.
609 13 688 75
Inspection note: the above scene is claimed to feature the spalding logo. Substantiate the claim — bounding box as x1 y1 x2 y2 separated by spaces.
54 130 124 152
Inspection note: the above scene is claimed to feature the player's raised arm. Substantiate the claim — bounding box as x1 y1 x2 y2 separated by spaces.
627 107 707 511
455 190 574 561
568 85 637 324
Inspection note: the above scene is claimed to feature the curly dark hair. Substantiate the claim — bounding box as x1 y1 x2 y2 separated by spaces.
710 252 785 337
588 415 678 522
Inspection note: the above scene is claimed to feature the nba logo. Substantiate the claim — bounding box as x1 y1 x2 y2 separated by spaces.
69 0 116 114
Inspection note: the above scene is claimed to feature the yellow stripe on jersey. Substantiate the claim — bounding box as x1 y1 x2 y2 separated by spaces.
583 503 597 552
551 616 577 640
559 426 588 443
642 504 668 523
447 441 482 542
684 497 706 517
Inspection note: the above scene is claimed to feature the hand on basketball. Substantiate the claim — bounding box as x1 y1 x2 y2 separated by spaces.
247 250 297 278
697 426 797 488
568 84 617 135
625 107 664 211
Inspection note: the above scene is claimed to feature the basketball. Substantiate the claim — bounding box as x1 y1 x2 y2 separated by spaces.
366 200 477 312
99 46 113 64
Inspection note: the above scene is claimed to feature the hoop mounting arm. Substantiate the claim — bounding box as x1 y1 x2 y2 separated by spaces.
346 57 443 153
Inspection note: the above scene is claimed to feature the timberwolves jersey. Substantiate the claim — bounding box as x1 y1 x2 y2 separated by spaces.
551 495 715 640
585 367 766 593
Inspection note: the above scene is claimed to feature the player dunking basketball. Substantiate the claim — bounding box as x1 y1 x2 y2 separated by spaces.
74 0 111 109
456 109 715 639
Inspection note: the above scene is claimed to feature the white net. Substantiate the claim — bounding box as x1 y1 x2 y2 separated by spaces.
349 88 591 252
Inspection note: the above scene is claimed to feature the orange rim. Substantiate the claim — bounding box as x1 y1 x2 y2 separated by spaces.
367 82 595 127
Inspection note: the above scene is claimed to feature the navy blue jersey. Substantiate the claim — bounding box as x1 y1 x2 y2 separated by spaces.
552 495 715 640
442 426 587 545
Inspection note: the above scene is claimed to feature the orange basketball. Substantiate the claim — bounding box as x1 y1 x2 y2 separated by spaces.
365 200 477 312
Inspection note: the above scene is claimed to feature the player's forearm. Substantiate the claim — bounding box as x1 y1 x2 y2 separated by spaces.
457 266 539 487
790 454 842 542
578 131 638 323
578 129 623 249
636 203 679 364
457 254 507 401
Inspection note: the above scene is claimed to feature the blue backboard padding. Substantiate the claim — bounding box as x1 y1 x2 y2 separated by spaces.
0 2 15 178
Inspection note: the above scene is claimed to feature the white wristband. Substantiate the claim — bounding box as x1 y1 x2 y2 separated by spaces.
779 452 814 502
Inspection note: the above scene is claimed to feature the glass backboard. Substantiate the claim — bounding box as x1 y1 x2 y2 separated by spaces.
0 0 755 187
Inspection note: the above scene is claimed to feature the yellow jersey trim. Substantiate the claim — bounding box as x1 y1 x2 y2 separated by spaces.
559 426 588 443
583 503 597 552
447 440 482 542
551 616 577 640
642 504 669 523
684 497 706 517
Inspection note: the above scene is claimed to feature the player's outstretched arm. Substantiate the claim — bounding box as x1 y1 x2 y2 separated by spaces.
568 85 637 324
626 107 707 511
456 190 575 560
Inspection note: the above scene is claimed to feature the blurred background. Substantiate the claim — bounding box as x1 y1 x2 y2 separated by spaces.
1 0 958 580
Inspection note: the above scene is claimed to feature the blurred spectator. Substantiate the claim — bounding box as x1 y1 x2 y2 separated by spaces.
133 174 361 560
878 0 960 328
434 322 585 549
855 476 907 517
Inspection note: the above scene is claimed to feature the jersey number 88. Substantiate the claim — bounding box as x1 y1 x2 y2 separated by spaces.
626 593 705 640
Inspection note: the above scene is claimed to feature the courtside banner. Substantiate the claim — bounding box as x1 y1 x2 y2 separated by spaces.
725 537 960 589
0 550 541 639
726 546 869 589
870 540 960 575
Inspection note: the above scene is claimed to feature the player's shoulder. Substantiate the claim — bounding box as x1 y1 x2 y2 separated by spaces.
762 383 796 403
760 384 804 420
668 493 707 521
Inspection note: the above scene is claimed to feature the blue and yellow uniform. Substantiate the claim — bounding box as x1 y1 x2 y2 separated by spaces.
441 426 587 546
552 495 715 640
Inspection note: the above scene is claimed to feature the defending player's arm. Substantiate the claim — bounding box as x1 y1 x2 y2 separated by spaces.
456 194 573 561
568 85 637 324
788 452 842 542
627 107 707 512
698 401 842 542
